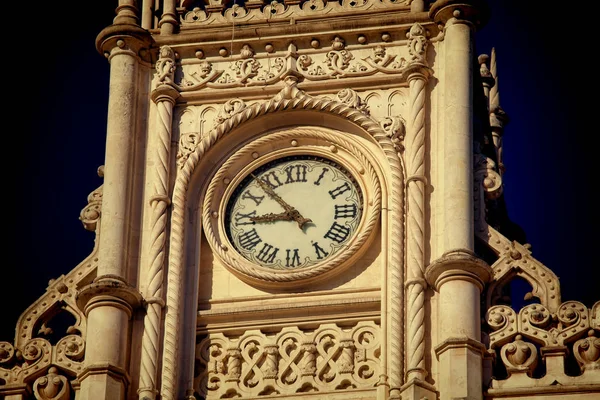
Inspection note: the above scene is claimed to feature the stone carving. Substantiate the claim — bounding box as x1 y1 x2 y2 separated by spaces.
139 49 181 400
154 46 176 86
176 43 410 92
335 88 368 114
573 330 600 373
0 173 102 392
214 98 248 125
486 301 600 390
32 367 70 400
79 166 104 232
402 21 431 389
474 151 562 314
407 22 427 64
179 0 412 27
194 322 380 398
380 115 405 154
163 84 405 398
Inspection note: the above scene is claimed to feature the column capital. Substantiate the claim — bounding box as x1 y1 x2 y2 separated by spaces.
403 63 432 82
95 23 153 62
76 275 143 317
425 249 492 291
429 0 490 29
151 84 180 104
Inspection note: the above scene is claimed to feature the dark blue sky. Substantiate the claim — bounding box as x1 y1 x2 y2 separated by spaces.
4 1 597 341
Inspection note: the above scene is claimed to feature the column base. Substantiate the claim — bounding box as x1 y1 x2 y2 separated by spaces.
400 378 438 400
77 363 130 400
435 337 486 400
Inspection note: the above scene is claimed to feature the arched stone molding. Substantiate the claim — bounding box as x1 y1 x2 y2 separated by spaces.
484 240 561 313
202 127 382 287
159 82 407 399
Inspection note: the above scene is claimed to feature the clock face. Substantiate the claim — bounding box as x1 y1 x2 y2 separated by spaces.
225 155 363 269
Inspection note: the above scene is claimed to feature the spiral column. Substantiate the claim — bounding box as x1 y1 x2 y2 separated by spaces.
138 46 179 400
399 23 436 400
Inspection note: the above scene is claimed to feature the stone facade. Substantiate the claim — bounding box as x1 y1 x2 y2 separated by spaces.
1 1 598 400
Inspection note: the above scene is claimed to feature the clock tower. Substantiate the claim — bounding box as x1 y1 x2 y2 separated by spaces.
1 1 598 400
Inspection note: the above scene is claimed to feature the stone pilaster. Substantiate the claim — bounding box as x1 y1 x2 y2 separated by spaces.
75 21 151 400
430 0 488 253
428 4 491 399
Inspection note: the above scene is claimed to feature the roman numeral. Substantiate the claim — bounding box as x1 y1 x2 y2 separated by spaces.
329 182 351 199
234 210 257 226
284 164 308 184
324 222 351 243
238 228 262 250
286 249 301 267
334 204 357 219
256 243 279 263
312 241 329 260
314 168 329 186
261 171 283 189
242 190 265 206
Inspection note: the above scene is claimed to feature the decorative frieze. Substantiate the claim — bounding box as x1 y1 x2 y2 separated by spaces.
179 0 413 27
176 43 411 91
486 301 600 391
194 321 380 398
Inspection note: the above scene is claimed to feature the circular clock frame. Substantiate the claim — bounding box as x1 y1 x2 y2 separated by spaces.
202 127 381 289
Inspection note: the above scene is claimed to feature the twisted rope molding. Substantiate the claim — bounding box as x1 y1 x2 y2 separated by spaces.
201 126 381 283
405 73 428 381
138 94 176 399
160 91 406 400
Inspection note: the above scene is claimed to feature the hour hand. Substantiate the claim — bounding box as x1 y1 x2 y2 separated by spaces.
288 209 312 230
250 211 294 223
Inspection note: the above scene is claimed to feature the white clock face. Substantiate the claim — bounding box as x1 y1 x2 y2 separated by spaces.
225 155 363 269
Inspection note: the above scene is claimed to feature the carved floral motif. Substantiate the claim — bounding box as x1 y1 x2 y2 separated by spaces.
176 43 410 91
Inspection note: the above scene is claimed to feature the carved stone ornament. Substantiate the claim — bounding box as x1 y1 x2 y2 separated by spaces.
33 367 70 400
176 42 412 92
201 126 381 289
194 322 380 398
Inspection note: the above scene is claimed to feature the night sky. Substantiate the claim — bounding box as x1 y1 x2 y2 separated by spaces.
3 1 597 341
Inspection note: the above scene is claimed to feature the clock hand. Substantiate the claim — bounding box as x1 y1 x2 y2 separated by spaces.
250 211 294 223
250 174 312 230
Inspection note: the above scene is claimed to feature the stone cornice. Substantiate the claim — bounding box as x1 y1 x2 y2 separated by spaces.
153 12 434 53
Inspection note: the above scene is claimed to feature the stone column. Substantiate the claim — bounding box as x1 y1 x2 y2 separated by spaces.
138 46 179 400
399 23 436 400
159 0 178 35
76 13 150 400
427 2 492 400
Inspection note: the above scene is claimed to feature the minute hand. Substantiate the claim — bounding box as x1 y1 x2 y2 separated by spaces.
251 174 312 229
251 174 294 212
